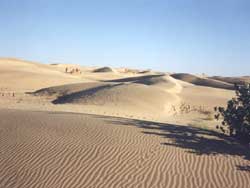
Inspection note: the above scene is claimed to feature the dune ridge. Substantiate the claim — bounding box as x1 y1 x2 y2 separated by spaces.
209 76 250 85
171 73 234 90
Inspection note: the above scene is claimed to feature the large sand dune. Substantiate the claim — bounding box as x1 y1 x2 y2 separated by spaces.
105 74 185 92
0 109 250 188
0 58 85 91
32 74 183 117
52 83 179 115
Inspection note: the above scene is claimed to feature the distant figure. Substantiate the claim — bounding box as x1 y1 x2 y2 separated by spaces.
65 67 68 73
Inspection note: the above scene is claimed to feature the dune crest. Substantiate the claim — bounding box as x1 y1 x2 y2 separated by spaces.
171 73 234 90
209 76 250 85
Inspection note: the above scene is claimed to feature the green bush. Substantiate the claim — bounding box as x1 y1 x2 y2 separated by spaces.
214 84 250 144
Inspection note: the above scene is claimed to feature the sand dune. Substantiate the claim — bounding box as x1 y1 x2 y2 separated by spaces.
32 74 183 117
179 85 235 108
33 82 107 98
93 66 114 73
209 76 250 85
52 82 180 116
104 74 183 91
0 58 233 119
116 67 140 74
1 109 250 188
134 74 184 93
105 74 165 83
171 73 234 90
0 58 85 91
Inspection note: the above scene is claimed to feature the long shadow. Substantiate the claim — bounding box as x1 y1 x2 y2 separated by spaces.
95 116 250 160
236 165 250 172
52 83 123 104
103 74 165 83
45 111 250 161
45 111 250 171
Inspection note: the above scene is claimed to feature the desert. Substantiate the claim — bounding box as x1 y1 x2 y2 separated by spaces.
0 58 250 188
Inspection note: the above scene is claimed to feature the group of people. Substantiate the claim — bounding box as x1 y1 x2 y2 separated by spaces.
0 92 15 97
65 67 82 74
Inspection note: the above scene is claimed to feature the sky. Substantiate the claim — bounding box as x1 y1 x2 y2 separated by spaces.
0 0 249 76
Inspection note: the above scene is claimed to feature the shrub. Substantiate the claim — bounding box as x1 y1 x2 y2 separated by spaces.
214 84 250 144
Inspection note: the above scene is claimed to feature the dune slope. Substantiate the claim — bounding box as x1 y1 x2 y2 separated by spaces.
171 73 234 90
209 76 250 85
33 82 108 98
93 66 113 73
0 58 84 91
52 83 179 115
31 74 183 117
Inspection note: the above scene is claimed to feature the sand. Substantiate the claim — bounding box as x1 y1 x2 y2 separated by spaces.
1 109 250 188
0 58 250 188
209 76 250 85
0 58 87 92
171 73 234 90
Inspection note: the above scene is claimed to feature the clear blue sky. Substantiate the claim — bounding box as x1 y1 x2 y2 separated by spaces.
0 0 249 76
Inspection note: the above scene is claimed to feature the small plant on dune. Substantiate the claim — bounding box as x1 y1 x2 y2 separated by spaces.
214 84 250 144
203 111 214 121
178 102 213 118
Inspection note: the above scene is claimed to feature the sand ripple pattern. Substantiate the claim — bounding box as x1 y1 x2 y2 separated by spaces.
0 110 250 188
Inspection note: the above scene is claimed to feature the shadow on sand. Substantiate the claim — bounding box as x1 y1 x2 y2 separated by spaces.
236 165 250 172
47 111 250 171
93 115 250 161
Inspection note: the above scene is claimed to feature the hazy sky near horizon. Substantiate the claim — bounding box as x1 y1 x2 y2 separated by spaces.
0 0 249 76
